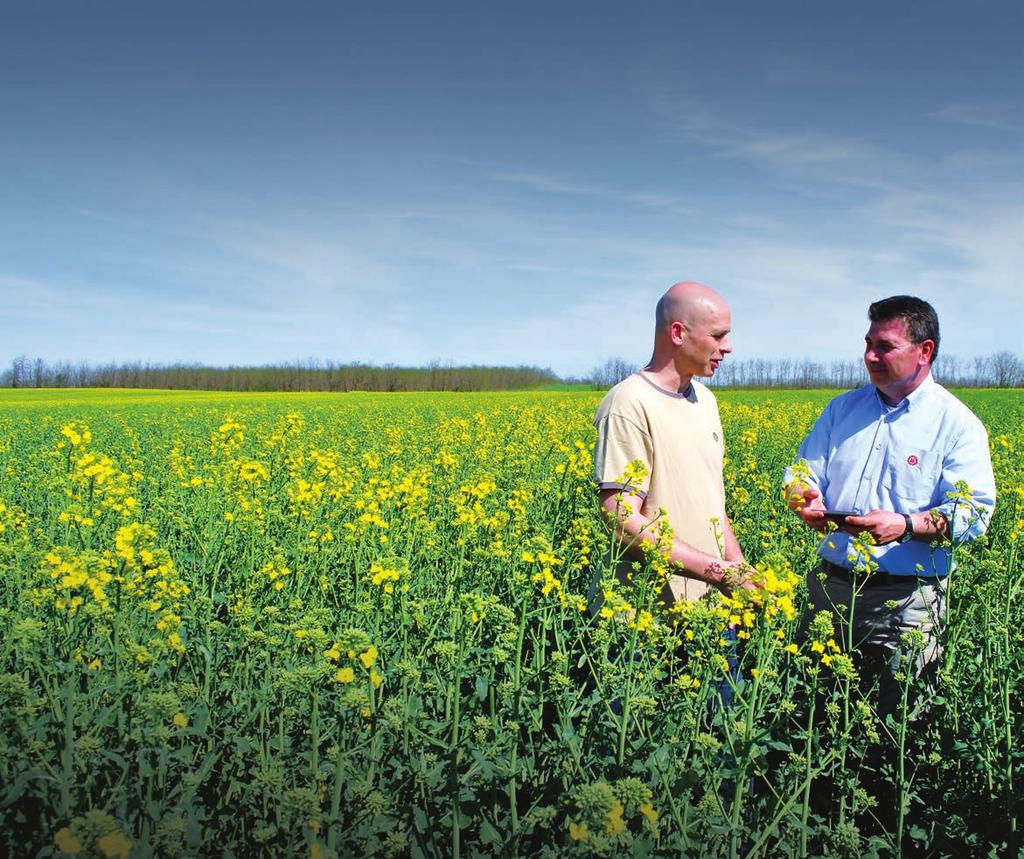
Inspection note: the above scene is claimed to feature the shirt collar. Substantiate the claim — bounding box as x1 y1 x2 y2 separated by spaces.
874 371 935 412
636 371 696 400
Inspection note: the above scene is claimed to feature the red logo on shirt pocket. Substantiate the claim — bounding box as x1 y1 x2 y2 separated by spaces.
907 455 919 466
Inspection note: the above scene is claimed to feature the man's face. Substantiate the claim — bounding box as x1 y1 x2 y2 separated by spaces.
677 302 733 377
863 317 931 392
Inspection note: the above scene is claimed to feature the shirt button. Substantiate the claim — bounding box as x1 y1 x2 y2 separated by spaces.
875 444 881 449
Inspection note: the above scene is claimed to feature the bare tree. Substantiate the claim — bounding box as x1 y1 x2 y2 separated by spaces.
934 353 960 386
972 355 992 387
589 357 639 388
10 356 28 388
990 351 1024 387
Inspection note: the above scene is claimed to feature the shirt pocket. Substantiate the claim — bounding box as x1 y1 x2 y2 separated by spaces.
886 445 942 508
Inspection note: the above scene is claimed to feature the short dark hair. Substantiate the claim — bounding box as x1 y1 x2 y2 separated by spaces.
868 295 940 363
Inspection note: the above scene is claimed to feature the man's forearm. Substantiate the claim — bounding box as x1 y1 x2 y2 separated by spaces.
722 514 745 563
607 509 734 589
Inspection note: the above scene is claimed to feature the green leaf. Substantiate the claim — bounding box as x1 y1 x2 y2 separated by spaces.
479 818 500 845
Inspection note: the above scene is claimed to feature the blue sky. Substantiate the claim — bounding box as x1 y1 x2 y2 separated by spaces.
2 1 1021 377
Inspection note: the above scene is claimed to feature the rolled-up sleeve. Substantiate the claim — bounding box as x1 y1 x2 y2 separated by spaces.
934 419 997 544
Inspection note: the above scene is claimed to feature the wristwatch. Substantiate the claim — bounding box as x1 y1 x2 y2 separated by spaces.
897 513 914 544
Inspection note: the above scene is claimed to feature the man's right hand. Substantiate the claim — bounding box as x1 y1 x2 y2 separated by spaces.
785 485 827 532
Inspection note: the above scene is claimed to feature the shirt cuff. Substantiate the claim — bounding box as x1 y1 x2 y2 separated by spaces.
596 481 648 500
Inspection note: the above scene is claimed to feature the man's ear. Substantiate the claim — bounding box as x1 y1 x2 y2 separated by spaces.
919 339 936 364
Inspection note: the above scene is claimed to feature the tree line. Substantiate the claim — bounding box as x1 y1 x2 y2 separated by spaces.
5 352 1023 393
2 358 559 393
589 351 1024 389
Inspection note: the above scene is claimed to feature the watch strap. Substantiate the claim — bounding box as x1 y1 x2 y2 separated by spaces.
899 513 914 543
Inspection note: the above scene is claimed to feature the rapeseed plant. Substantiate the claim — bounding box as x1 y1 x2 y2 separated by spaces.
0 389 1019 857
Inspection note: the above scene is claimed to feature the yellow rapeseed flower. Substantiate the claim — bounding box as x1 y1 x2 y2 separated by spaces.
61 421 92 448
238 461 269 482
604 800 626 835
568 820 589 842
97 829 132 858
639 802 658 825
54 826 82 854
336 667 355 684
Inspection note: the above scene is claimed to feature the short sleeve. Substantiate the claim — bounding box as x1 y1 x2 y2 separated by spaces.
593 413 653 497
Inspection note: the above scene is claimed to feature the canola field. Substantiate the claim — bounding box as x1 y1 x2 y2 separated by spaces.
0 388 1021 858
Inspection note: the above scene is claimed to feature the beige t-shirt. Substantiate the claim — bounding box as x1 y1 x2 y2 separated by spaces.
593 372 727 603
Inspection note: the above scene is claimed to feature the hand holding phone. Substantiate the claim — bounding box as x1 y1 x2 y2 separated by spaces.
822 510 857 525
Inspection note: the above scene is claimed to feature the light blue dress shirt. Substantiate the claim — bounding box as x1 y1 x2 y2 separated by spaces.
784 375 996 577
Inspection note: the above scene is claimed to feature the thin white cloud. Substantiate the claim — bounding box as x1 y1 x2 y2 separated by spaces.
762 57 866 88
929 102 1022 132
651 89 883 174
489 171 605 196
871 191 1024 294
725 133 877 167
640 85 1022 317
488 169 697 215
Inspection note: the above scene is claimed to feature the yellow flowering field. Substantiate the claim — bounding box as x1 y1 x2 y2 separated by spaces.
0 388 1021 858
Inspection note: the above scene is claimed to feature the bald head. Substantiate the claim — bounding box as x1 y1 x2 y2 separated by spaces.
655 281 728 331
648 280 733 382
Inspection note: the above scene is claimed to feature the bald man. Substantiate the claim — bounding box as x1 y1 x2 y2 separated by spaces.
592 281 752 606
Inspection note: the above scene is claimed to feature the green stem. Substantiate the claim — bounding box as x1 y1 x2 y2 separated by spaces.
800 677 818 857
328 736 346 853
616 624 640 767
508 598 529 834
449 652 462 859
310 691 319 775
60 670 75 818
743 749 840 859
893 655 914 859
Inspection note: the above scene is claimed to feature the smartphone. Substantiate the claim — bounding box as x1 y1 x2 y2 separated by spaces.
822 510 857 524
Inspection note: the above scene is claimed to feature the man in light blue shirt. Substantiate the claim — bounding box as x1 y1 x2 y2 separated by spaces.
783 295 995 714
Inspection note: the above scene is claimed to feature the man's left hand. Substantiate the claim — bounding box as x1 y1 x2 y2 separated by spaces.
716 562 759 597
842 510 909 545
